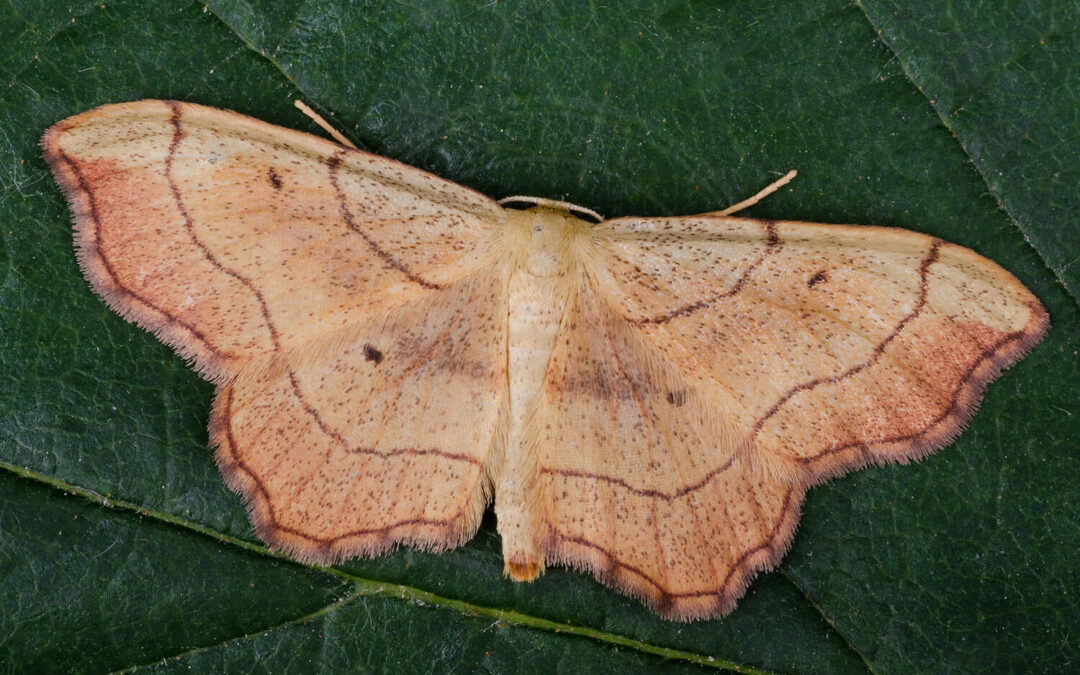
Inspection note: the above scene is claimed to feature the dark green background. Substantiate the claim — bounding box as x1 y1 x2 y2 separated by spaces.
1 1 1077 672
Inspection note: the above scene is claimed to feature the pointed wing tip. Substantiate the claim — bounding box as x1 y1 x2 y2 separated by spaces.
44 138 234 384
796 296 1050 487
1026 298 1051 343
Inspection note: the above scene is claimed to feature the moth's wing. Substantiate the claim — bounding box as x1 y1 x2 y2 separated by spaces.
212 269 508 563
43 100 509 561
531 282 806 619
592 215 1047 482
533 215 1046 620
42 100 503 380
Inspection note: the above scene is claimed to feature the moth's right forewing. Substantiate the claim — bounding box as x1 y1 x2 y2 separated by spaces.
542 213 1048 619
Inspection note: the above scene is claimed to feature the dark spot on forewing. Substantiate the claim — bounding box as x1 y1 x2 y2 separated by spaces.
268 168 283 189
363 344 384 365
808 270 828 287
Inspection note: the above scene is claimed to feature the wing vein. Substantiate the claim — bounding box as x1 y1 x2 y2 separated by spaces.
327 149 442 290
750 240 943 439
169 102 282 352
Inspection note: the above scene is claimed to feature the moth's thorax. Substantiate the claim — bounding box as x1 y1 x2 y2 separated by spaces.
503 206 592 279
502 205 592 390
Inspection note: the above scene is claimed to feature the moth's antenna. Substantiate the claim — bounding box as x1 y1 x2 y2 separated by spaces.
294 100 358 149
716 170 798 216
498 195 604 223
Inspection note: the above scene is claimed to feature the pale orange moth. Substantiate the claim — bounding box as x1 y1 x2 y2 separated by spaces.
42 100 1047 620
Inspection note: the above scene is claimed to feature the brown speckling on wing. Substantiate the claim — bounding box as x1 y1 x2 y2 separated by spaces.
41 100 503 381
565 214 1047 618
528 279 788 619
42 100 509 564
43 100 1048 621
209 270 508 563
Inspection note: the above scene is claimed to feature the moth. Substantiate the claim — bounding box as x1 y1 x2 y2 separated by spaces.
42 100 1047 620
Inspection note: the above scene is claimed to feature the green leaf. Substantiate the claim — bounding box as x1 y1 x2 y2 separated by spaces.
858 0 1080 306
1 0 1076 672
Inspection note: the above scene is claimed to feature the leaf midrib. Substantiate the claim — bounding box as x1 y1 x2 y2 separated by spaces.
850 0 1079 311
0 459 770 674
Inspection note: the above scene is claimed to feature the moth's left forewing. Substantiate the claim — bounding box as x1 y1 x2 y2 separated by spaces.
43 100 505 380
45 100 514 565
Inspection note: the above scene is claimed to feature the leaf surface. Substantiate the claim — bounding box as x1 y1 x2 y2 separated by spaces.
1 0 1076 672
